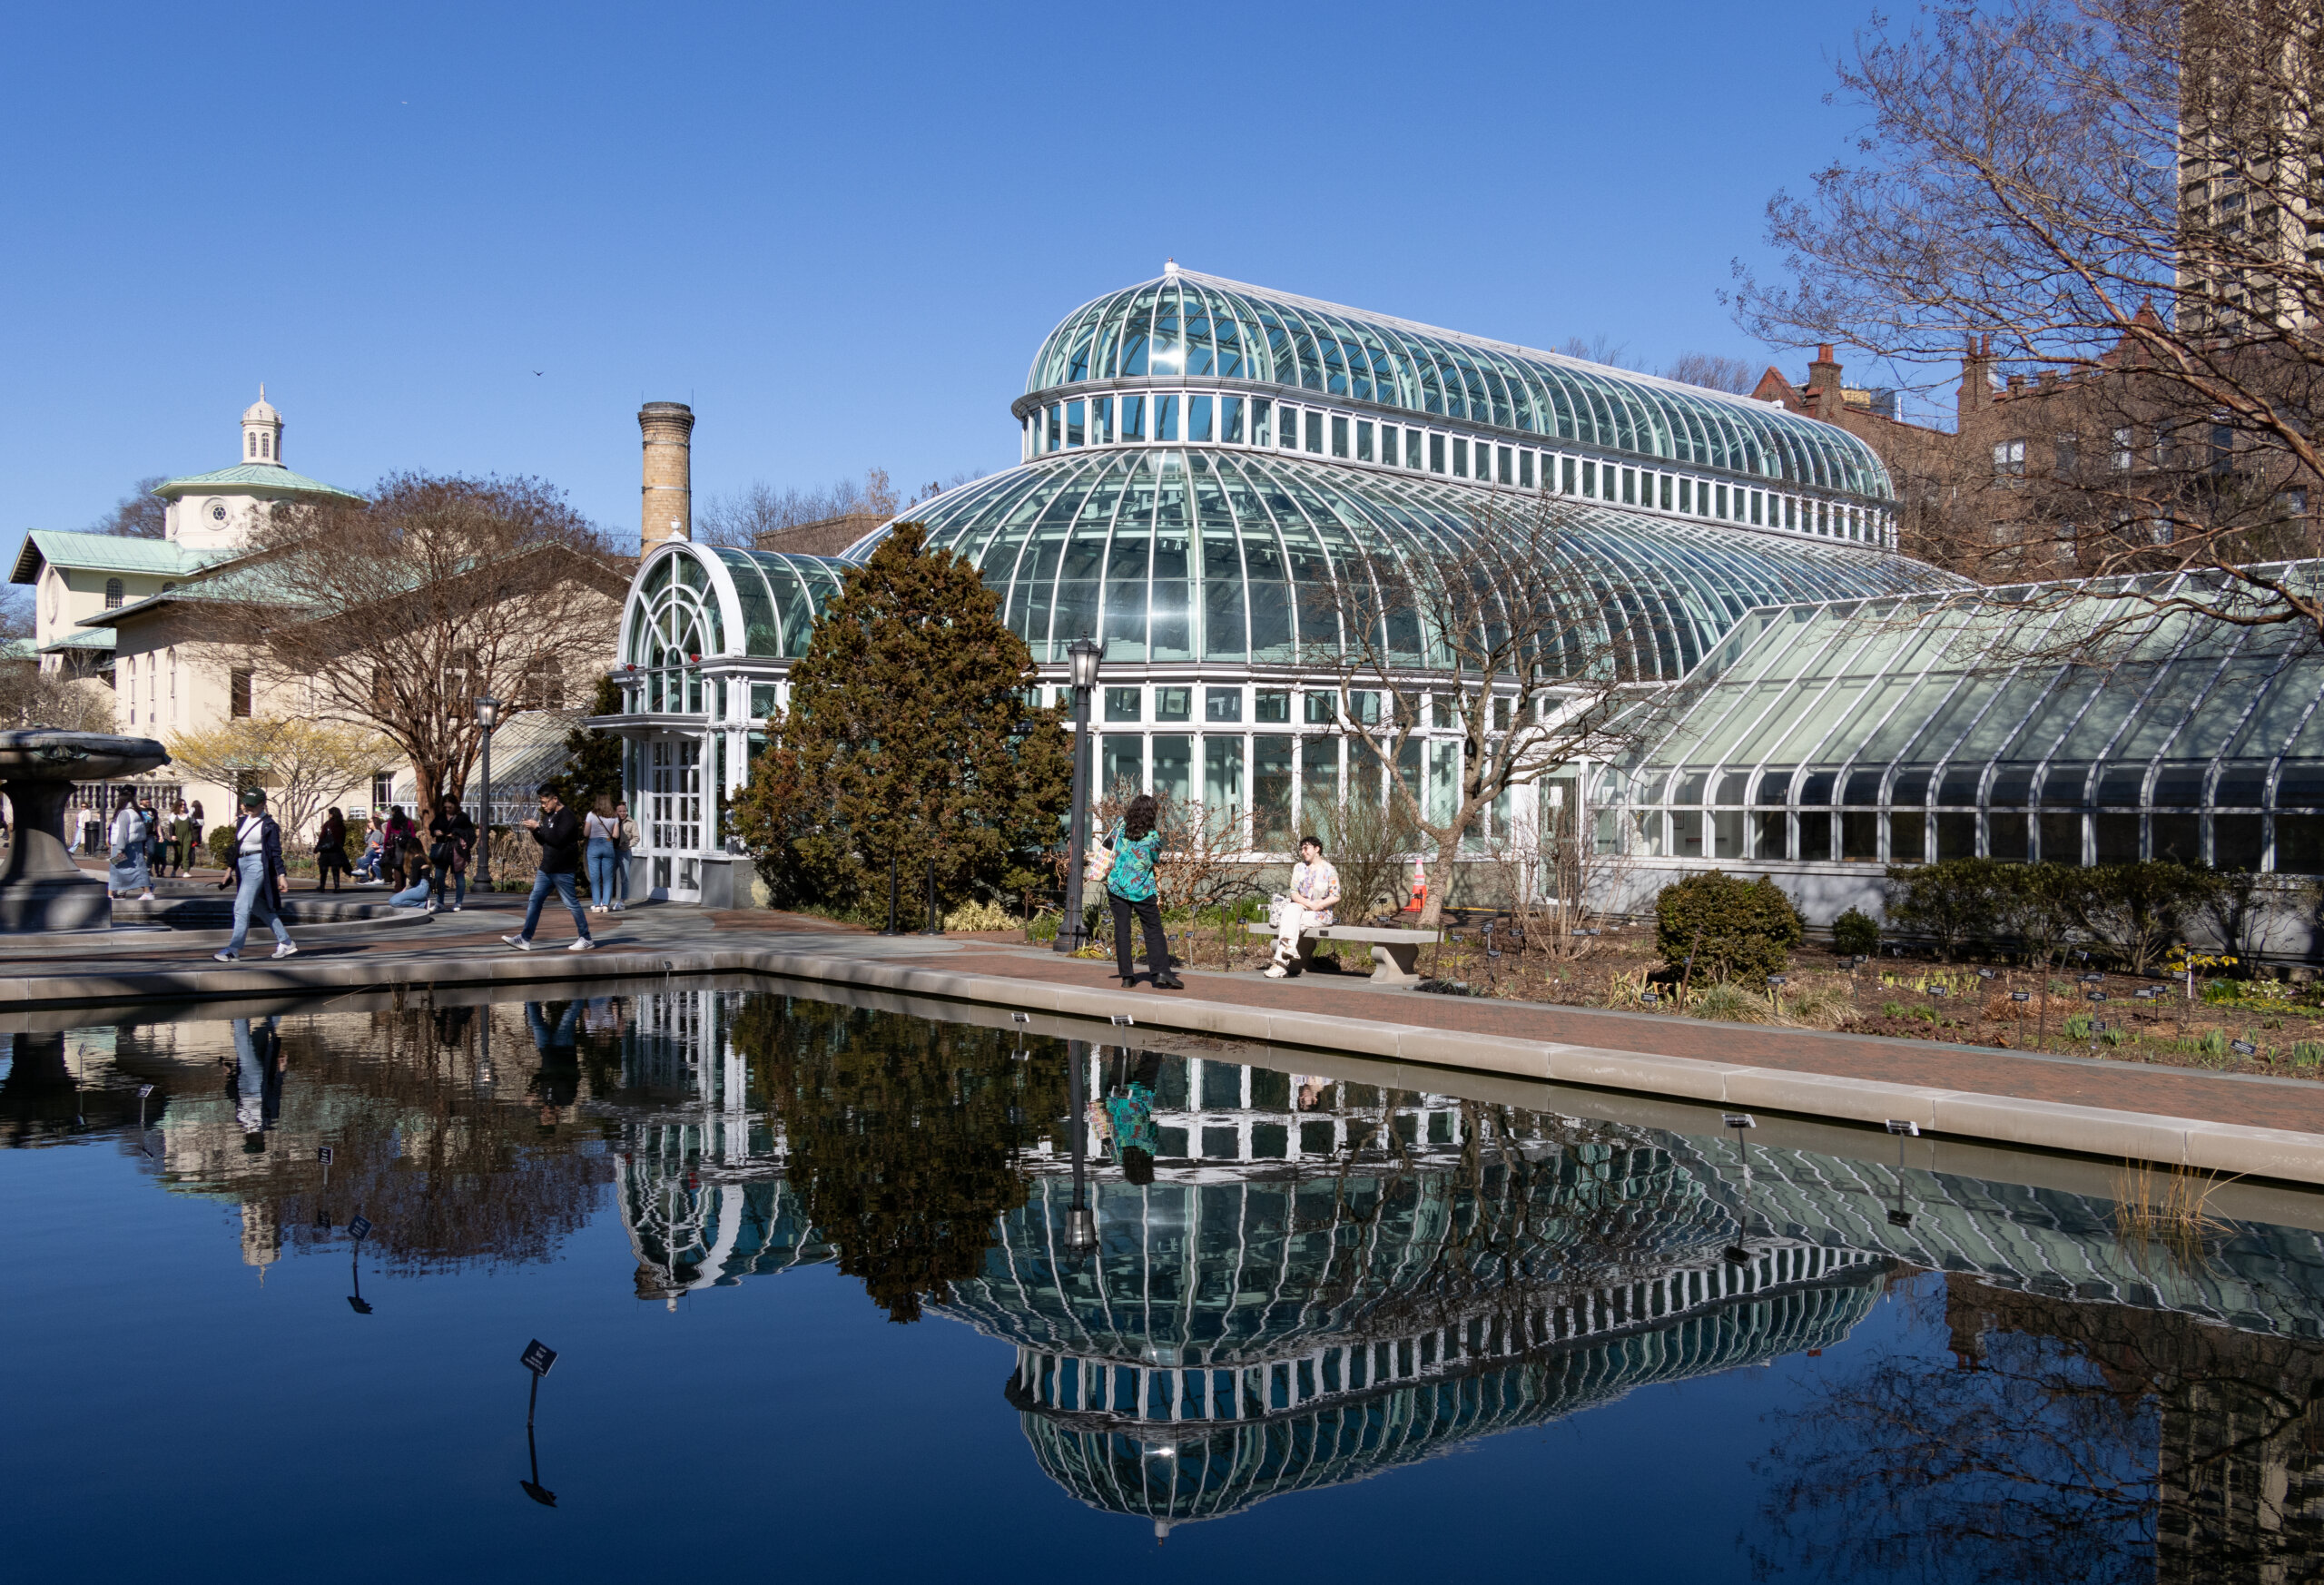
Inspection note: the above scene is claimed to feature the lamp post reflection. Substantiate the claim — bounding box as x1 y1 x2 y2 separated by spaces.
1064 1039 1097 1256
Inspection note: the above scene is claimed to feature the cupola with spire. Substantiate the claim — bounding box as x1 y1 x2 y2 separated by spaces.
241 385 283 467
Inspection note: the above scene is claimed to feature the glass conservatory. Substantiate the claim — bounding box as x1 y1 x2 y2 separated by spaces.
606 544 850 900
1613 566 2324 878
600 266 1962 900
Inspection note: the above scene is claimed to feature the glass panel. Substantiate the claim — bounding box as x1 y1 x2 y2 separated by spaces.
1254 689 1290 724
1157 395 1178 442
1203 736 1246 843
1221 397 1244 443
2093 812 2140 863
1798 810 1832 860
1356 420 1374 462
1254 735 1295 848
1890 812 1926 863
2277 813 2324 871
2216 813 2263 870
1099 734 1144 800
1331 415 1348 458
1841 812 1879 861
1155 686 1191 723
1299 734 1338 830
1206 686 1242 722
1671 810 1705 858
1935 812 1976 860
1988 812 2028 861
1753 811 1788 858
1104 687 1141 723
2037 812 2083 864
1153 735 1192 807
1066 399 1085 447
2153 812 2201 862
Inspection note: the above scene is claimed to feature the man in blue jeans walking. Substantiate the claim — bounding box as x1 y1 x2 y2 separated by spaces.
503 785 595 952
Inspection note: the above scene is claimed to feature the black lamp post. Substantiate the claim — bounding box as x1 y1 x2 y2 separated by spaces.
474 694 501 887
1053 637 1102 955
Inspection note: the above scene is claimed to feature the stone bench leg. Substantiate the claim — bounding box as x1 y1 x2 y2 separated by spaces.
1295 934 1318 972
1368 940 1423 986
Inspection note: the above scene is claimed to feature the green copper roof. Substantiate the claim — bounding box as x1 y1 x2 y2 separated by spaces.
9 530 231 585
152 463 363 502
37 627 115 653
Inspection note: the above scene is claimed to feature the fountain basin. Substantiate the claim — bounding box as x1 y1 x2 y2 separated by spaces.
0 729 171 930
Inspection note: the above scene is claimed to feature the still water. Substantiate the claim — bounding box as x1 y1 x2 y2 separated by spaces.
6 985 2324 1581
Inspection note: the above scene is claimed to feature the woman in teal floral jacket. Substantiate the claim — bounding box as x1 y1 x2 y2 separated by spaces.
1099 793 1184 990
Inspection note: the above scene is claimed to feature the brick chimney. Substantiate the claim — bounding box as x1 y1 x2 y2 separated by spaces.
1957 334 1995 420
1806 343 1842 418
639 401 694 550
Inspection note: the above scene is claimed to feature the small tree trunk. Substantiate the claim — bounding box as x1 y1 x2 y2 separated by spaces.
1417 824 1464 930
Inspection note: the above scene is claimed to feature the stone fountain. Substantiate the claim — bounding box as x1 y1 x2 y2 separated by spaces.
0 729 170 930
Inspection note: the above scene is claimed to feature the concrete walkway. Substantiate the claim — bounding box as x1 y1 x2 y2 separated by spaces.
10 898 2324 1186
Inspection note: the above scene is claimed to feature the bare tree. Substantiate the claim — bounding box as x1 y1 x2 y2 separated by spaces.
1733 0 2324 634
87 477 168 539
164 717 393 844
1558 333 1635 369
1324 490 1679 930
1659 351 1761 394
0 668 115 732
694 468 901 548
220 474 626 824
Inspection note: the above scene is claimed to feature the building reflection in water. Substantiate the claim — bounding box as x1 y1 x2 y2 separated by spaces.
19 987 2324 1553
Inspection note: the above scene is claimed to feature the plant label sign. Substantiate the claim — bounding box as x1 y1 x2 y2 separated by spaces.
317 1146 333 1166
2012 991 2031 1002
2233 1039 2259 1057
520 1340 558 1377
348 1216 372 1241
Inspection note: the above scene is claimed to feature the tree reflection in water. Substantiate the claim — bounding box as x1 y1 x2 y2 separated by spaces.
1752 1270 2324 1584
731 996 1065 1324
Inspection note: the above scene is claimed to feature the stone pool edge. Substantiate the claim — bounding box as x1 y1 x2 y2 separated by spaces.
11 940 2324 1189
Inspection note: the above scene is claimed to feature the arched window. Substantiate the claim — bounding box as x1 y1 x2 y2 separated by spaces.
261 433 271 459
246 433 256 458
104 578 123 609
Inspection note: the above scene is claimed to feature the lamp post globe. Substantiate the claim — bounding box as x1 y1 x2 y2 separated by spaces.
1054 639 1102 954
474 694 502 886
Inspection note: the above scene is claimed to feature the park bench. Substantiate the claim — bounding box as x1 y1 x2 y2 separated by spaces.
1244 920 1443 986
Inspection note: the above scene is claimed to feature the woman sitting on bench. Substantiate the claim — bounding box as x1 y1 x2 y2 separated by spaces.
1265 834 1342 979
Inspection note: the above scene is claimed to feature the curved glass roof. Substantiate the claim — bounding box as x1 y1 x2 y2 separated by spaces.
621 543 854 665
875 448 1962 680
1025 270 1891 497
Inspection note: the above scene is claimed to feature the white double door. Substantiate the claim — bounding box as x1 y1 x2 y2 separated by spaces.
644 735 704 901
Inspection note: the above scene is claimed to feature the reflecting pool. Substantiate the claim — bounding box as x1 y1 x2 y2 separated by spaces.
7 984 2324 1581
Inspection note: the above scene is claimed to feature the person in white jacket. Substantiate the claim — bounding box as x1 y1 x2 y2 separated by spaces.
106 789 154 901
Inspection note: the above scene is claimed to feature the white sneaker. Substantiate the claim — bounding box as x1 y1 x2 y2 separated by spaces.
568 937 596 951
503 934 533 950
139 891 156 901
450 904 462 912
273 941 298 959
1264 964 1288 979
212 950 239 961
423 902 438 913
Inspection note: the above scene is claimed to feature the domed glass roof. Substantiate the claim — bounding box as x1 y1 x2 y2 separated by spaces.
876 448 1964 681
1025 271 1892 497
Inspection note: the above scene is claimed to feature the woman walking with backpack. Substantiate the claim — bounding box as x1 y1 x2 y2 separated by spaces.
1094 793 1182 990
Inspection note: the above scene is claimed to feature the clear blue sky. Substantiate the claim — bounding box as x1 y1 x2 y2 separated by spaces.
1 0 1898 561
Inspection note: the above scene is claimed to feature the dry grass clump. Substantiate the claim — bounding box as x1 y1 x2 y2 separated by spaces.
1780 983 1855 1030
1687 981 1772 1023
2112 1161 2238 1265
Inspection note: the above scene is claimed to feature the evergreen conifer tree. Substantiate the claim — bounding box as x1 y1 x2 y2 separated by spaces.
734 522 1068 918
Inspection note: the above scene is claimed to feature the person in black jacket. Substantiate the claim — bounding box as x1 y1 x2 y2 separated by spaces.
503 785 595 951
214 786 297 961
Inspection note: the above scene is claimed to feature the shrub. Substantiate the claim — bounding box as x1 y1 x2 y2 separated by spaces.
2070 861 2220 976
207 826 237 869
1830 907 1881 958
941 897 1015 931
1653 870 1803 984
1885 858 2009 960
